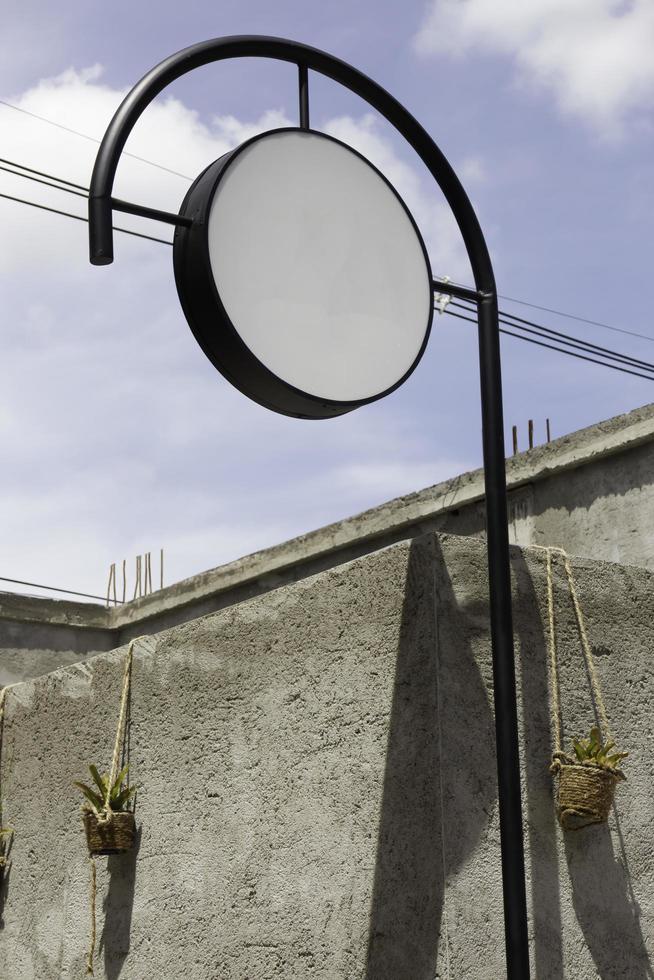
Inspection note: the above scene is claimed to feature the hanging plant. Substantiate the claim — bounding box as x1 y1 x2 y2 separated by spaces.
551 726 627 830
75 764 137 856
76 640 138 975
544 547 628 831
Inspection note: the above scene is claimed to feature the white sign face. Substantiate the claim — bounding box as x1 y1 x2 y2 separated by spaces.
206 130 432 403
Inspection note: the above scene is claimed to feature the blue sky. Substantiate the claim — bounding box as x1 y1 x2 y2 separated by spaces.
2 0 653 599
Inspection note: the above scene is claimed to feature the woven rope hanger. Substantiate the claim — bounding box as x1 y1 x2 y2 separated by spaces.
86 639 135 975
543 546 612 755
538 546 624 829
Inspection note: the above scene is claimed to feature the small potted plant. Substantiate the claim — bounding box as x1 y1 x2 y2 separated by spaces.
75 764 137 856
551 726 627 830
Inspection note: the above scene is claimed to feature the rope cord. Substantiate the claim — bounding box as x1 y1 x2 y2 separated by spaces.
540 546 612 753
87 640 135 973
545 550 563 755
86 858 97 975
103 641 134 816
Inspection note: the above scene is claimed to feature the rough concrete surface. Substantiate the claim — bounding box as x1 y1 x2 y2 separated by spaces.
0 533 652 978
0 619 114 687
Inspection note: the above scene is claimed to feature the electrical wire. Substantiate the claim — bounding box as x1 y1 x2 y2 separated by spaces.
0 575 122 604
0 162 88 198
443 308 654 382
0 156 87 191
1 99 651 345
1 158 651 378
0 191 173 247
498 292 654 344
449 299 654 374
0 99 193 181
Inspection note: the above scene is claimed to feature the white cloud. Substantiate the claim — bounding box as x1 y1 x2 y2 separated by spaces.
414 0 654 135
0 67 472 599
459 156 486 184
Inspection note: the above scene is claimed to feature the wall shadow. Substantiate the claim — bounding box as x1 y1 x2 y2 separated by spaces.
101 674 139 980
512 552 564 978
364 535 495 979
0 692 10 930
0 837 12 929
101 825 142 980
564 817 653 979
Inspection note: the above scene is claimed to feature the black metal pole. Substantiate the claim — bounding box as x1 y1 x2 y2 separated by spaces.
298 64 310 129
477 290 531 979
87 36 532 976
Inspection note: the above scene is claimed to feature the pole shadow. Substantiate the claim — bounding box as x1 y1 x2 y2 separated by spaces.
101 825 142 980
101 670 140 980
0 693 10 931
0 835 12 929
564 816 653 979
364 534 494 979
512 551 564 978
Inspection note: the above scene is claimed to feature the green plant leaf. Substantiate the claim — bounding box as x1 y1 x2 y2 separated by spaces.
569 727 628 771
89 765 108 798
111 763 130 797
112 785 138 811
74 782 103 812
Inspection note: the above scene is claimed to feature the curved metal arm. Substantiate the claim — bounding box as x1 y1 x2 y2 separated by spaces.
88 34 494 297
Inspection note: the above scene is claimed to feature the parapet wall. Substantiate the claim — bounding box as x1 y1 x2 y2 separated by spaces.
1 533 652 978
3 401 654 688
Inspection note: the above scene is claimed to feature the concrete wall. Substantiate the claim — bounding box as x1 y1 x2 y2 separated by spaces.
0 593 113 687
2 401 654 686
1 534 652 978
507 438 654 564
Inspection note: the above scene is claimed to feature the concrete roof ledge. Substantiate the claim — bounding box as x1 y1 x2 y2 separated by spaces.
2 400 652 636
111 399 654 629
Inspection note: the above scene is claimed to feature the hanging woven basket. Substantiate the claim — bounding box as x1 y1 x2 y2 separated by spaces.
551 754 625 830
83 810 135 857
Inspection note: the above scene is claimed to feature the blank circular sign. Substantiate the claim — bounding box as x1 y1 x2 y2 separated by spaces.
173 128 433 418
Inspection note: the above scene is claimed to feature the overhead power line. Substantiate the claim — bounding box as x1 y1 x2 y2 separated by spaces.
0 575 122 604
498 292 654 344
2 100 652 345
0 155 87 191
443 308 654 382
1 158 651 381
449 299 654 374
0 161 87 198
0 191 172 247
0 98 193 181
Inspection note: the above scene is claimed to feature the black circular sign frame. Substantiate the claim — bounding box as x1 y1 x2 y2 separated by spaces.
172 127 434 420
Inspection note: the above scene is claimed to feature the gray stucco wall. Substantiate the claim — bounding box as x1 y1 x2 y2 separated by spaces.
0 533 651 978
523 439 654 564
0 593 113 687
0 621 114 687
